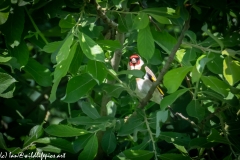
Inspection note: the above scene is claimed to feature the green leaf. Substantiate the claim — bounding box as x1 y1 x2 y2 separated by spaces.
68 116 114 126
49 79 60 103
163 66 192 93
96 40 122 52
159 153 191 160
118 116 144 136
160 88 189 110
1 6 24 47
56 34 74 63
42 41 62 53
0 11 9 25
23 125 43 147
0 56 12 63
159 132 191 146
207 128 230 144
156 110 169 137
142 7 176 18
149 14 172 24
223 56 240 86
78 101 100 119
122 150 154 160
39 145 61 153
201 23 224 50
23 58 52 87
192 53 215 83
0 72 16 98
78 134 98 160
0 133 7 150
87 60 107 84
201 76 229 97
54 42 77 82
45 124 88 137
185 30 197 43
102 129 116 154
189 137 216 149
69 45 83 75
132 12 149 30
137 25 155 60
59 14 76 32
206 54 223 74
118 70 144 78
73 134 92 153
62 73 97 103
153 31 177 54
79 32 105 62
9 41 29 67
36 137 75 153
102 83 125 98
186 100 205 121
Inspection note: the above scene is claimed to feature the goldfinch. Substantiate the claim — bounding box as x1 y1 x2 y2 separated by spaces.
128 54 164 104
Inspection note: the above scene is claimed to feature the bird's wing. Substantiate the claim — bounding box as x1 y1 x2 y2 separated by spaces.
144 66 164 96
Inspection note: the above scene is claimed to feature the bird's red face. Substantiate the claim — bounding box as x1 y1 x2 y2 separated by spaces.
129 54 141 67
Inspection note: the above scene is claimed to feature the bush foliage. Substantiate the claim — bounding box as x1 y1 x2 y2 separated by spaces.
0 0 240 159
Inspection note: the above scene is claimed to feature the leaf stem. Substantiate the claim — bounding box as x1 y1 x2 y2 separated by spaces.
68 103 71 118
218 113 237 158
108 10 138 15
24 7 48 44
183 42 221 54
193 80 199 100
143 111 158 160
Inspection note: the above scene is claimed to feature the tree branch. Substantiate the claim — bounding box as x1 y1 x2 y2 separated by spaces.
93 0 118 29
138 18 191 109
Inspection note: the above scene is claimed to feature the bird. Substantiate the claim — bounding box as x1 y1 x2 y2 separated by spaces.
128 54 164 104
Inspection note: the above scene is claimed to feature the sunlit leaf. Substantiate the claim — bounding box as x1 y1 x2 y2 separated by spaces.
0 72 16 98
192 53 215 83
42 41 62 53
87 60 107 84
163 66 192 93
79 32 105 62
223 56 240 86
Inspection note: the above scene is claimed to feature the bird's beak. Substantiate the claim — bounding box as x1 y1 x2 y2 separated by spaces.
131 58 137 64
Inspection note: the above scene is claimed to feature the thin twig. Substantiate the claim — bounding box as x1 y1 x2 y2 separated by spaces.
175 112 200 129
24 7 48 44
217 113 237 158
93 0 118 29
183 42 221 54
138 18 191 109
144 111 158 160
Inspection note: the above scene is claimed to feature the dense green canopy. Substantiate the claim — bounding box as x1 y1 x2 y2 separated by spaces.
0 0 240 159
